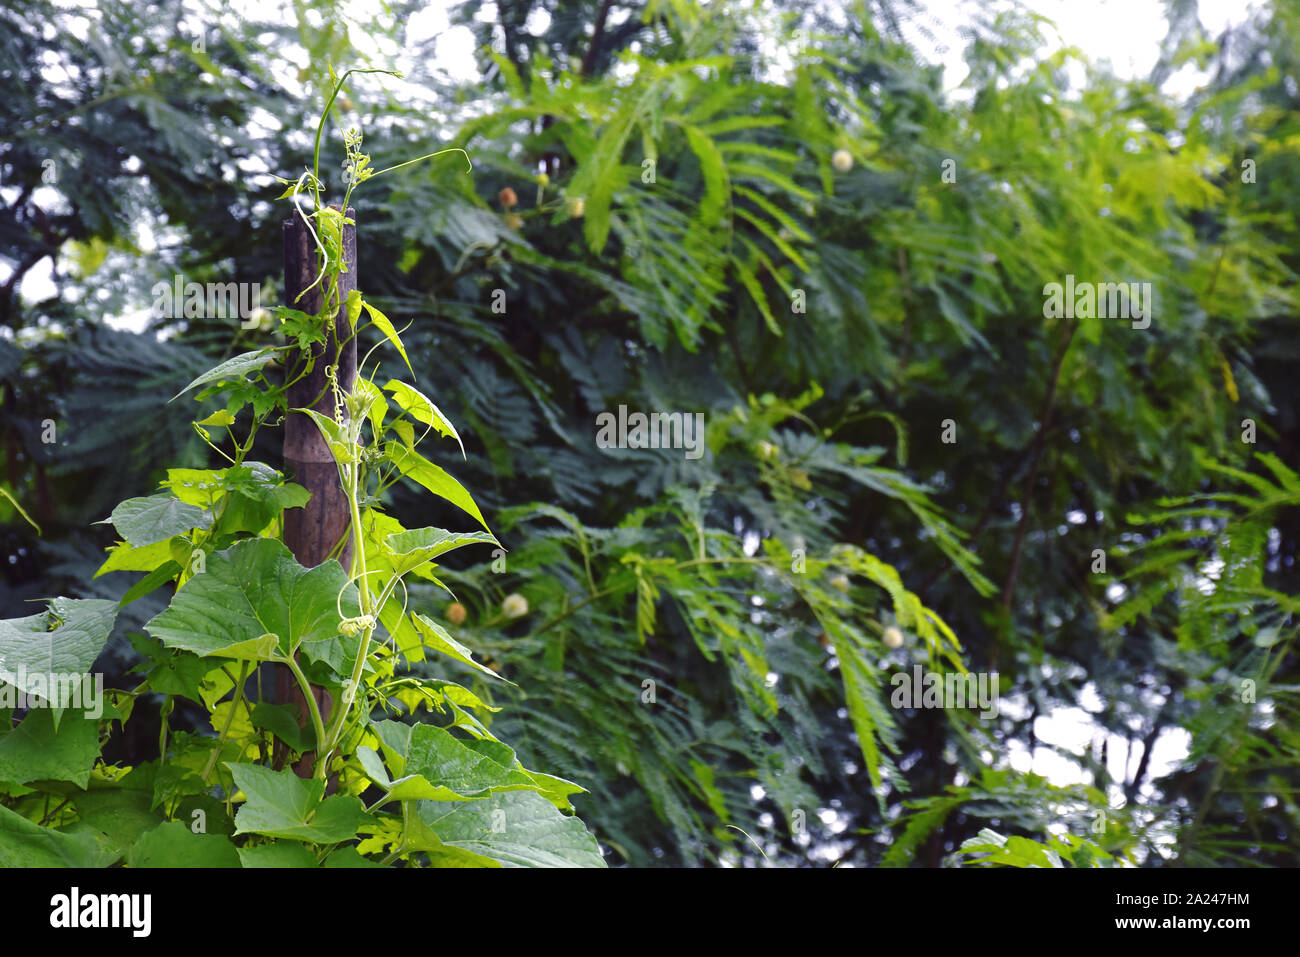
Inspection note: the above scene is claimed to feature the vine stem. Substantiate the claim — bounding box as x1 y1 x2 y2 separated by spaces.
532 583 630 637
311 69 399 185
379 802 411 865
317 459 375 777
282 653 327 762
158 695 172 758
38 797 72 826
201 661 250 784
372 148 472 178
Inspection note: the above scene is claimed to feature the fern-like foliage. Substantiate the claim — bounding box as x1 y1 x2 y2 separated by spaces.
1104 451 1300 866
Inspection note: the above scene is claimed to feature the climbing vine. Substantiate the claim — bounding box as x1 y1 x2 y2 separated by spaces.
0 69 604 868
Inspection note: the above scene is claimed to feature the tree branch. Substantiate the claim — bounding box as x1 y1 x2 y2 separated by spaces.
1126 700 1170 803
581 0 615 77
999 320 1078 612
499 0 528 82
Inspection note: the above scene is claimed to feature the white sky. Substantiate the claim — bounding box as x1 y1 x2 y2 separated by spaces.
10 0 1265 315
908 0 1266 99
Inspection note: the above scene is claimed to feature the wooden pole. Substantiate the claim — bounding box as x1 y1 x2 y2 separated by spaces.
277 206 357 775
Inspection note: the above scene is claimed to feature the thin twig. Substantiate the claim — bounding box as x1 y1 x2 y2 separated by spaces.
999 320 1078 613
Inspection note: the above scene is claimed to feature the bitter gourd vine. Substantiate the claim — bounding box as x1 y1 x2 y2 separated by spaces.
0 68 605 868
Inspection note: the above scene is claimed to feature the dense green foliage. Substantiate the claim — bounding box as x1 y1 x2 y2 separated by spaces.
1 0 1298 866
0 77 604 866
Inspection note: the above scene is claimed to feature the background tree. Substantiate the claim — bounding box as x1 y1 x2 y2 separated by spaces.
2 0 1297 866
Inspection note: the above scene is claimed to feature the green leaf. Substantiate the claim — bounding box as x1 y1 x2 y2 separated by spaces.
382 380 464 456
384 527 498 577
127 822 241 867
416 790 605 867
173 794 236 837
378 596 424 663
834 638 895 800
697 115 785 135
355 745 390 787
521 769 587 812
735 254 781 336
957 828 1059 868
568 96 640 254
734 184 812 241
368 721 536 802
361 301 413 378
119 561 182 607
297 624 364 682
322 846 387 868
95 539 174 577
238 841 319 868
250 702 310 753
0 804 120 867
356 376 388 444
423 678 500 714
173 350 275 400
411 613 508 682
682 125 729 226
296 408 356 465
0 486 41 535
384 443 489 531
196 409 237 427
104 494 213 547
72 788 164 853
345 289 363 332
390 419 416 447
161 468 227 507
216 463 312 534
151 762 207 812
385 812 503 866
128 635 210 703
228 762 370 844
0 709 101 787
364 514 453 591
735 207 809 272
370 720 412 777
728 160 816 200
145 539 358 662
0 598 117 705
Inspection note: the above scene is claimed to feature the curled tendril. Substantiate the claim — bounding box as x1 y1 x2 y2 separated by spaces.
286 65 472 319
287 172 332 304
324 363 346 425
339 615 376 637
384 576 411 653
336 569 388 621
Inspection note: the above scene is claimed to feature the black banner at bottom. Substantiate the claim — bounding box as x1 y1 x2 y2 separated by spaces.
0 864 1278 944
